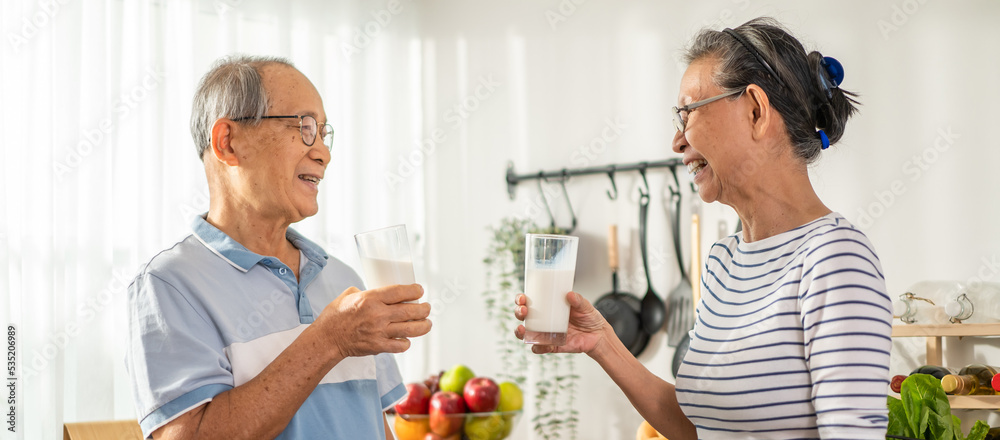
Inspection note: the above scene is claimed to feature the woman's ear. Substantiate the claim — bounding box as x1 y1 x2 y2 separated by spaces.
210 119 240 166
744 84 772 141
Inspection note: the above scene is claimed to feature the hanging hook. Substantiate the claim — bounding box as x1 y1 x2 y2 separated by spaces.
559 170 578 233
666 164 681 205
667 164 681 194
638 163 650 198
537 173 556 229
606 167 618 200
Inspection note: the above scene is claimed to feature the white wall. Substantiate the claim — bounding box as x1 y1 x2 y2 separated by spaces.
413 1 1000 438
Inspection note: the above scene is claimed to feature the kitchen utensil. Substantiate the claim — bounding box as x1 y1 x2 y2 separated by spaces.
639 191 666 334
672 202 706 377
594 225 644 354
665 184 692 347
671 331 690 379
622 291 651 356
673 216 739 378
691 204 702 323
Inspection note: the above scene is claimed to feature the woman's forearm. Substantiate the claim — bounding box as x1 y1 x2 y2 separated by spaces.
588 329 697 440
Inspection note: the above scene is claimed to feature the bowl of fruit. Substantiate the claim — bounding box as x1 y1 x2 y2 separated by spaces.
387 364 524 440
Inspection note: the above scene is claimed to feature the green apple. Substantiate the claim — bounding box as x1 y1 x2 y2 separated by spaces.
439 365 475 394
497 382 523 412
464 414 505 440
499 414 514 438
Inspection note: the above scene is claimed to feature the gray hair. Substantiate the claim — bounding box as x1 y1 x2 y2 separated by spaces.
684 17 859 164
190 54 295 160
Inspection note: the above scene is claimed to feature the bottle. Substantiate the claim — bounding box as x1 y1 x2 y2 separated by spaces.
941 364 1000 395
889 365 957 393
893 292 940 324
942 282 1000 324
985 427 1000 440
894 290 947 325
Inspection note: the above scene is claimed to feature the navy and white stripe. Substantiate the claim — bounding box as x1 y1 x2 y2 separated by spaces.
676 213 892 439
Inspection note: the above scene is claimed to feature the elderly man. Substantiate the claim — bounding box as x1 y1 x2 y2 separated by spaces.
125 55 431 440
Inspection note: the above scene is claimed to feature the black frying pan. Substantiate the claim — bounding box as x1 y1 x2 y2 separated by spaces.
594 225 649 357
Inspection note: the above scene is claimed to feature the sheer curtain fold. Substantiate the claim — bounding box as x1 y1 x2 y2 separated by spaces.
1 0 425 437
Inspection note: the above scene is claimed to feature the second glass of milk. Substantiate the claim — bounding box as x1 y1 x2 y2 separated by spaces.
523 234 579 346
355 225 417 301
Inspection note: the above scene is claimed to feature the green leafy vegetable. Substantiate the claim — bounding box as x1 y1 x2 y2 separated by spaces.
966 421 990 440
886 373 991 440
887 396 907 436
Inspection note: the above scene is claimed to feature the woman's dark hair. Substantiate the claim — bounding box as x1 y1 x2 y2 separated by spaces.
683 17 860 163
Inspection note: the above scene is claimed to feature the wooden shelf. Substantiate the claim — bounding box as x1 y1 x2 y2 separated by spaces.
891 323 1000 410
948 395 1000 409
892 323 1000 337
892 324 1000 367
889 394 1000 409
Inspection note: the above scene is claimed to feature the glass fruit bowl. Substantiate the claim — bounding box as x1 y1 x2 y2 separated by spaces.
387 410 522 440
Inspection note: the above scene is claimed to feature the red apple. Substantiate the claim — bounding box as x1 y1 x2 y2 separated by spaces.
424 370 444 394
463 377 500 413
395 383 432 415
429 391 466 436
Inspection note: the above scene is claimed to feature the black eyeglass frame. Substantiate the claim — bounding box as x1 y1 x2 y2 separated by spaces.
231 115 334 150
672 88 745 133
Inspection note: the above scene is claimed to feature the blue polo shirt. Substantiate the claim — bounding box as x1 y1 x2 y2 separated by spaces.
125 215 405 439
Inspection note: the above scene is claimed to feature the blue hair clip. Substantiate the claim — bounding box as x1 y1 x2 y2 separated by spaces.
817 129 830 150
820 57 844 87
818 57 844 99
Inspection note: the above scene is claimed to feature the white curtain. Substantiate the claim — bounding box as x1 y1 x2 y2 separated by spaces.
1 0 426 437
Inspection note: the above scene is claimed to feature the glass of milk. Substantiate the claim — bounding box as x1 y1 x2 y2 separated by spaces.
523 234 579 346
355 225 417 301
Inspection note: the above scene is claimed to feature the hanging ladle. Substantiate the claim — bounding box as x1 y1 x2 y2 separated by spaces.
638 167 666 334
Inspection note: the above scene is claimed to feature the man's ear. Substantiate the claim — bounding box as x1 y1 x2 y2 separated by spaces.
210 119 240 166
744 84 772 141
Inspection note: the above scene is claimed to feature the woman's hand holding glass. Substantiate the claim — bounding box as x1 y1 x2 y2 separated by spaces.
514 291 610 355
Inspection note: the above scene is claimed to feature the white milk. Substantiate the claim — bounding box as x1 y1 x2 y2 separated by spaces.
361 257 415 289
524 268 575 333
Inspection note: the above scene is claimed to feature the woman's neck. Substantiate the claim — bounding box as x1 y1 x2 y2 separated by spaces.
726 167 830 243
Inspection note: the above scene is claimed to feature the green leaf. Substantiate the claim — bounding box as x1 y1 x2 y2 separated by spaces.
902 374 951 436
918 408 931 438
965 420 990 440
952 415 964 440
887 396 908 436
926 411 954 440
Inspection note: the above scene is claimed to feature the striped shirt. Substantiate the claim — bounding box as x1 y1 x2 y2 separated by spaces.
676 213 892 439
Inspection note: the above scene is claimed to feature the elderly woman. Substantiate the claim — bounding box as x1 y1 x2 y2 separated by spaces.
515 18 892 439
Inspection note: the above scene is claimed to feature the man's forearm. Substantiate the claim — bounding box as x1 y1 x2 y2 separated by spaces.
155 323 344 440
588 330 696 440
